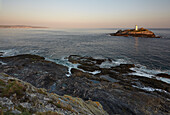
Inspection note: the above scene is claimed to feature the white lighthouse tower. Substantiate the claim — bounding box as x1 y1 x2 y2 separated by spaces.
135 25 138 31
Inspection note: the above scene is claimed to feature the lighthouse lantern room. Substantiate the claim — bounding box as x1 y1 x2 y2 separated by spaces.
135 25 138 31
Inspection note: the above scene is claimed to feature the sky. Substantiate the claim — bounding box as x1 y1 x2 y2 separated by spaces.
0 0 170 28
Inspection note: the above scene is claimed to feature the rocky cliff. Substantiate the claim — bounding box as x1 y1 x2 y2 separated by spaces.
0 73 107 114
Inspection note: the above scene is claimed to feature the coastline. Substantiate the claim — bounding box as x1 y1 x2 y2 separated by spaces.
0 25 47 29
0 53 170 114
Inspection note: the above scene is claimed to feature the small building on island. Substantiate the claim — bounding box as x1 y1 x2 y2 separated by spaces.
135 25 138 31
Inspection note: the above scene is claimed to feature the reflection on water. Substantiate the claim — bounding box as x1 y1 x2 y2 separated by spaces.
134 37 139 52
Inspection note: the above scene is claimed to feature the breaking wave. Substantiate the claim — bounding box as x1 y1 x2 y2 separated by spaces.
0 49 170 84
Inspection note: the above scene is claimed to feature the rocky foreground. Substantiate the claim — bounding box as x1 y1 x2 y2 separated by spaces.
110 28 160 38
0 54 170 114
0 73 107 114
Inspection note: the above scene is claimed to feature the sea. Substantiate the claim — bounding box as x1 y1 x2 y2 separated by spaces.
0 28 170 83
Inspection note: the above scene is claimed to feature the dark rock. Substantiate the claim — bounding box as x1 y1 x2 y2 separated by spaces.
156 73 170 79
95 59 106 65
68 55 82 64
71 68 93 78
127 75 170 93
68 55 106 65
78 64 100 72
0 52 4 56
111 64 135 74
100 68 115 75
0 54 68 89
0 54 169 115
71 68 109 82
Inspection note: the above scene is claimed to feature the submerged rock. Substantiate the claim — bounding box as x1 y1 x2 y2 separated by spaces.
0 54 170 114
110 28 160 38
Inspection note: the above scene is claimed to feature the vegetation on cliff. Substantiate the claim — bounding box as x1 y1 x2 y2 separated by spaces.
0 73 107 115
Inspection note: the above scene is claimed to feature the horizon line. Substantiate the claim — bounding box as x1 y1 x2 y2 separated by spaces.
0 24 170 29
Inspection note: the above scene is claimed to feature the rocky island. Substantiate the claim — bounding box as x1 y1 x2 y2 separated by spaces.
0 54 170 114
110 26 160 38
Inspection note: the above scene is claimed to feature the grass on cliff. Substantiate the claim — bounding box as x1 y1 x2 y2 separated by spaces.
48 99 76 113
0 79 6 95
36 111 62 115
0 109 31 115
1 79 26 98
0 79 5 86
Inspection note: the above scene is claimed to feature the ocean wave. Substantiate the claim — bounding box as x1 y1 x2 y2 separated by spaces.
0 49 40 57
0 49 19 57
0 49 169 84
132 85 169 94
46 56 170 84
129 66 170 84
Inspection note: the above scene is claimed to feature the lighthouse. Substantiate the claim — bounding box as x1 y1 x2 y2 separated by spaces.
135 25 138 31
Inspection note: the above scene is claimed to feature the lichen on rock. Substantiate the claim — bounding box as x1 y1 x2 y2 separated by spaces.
0 73 108 115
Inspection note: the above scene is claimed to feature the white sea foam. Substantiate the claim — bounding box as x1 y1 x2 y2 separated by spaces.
89 70 101 75
0 49 19 57
0 49 40 57
45 57 80 77
28 50 39 55
129 67 170 84
113 59 128 65
107 34 112 36
99 58 128 68
1 49 169 84
129 67 154 78
45 56 170 84
0 61 7 65
156 77 170 84
93 56 105 60
45 57 102 76
132 85 169 94
99 60 114 68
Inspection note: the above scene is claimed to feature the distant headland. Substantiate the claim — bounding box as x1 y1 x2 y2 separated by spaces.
0 25 47 29
110 25 160 38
